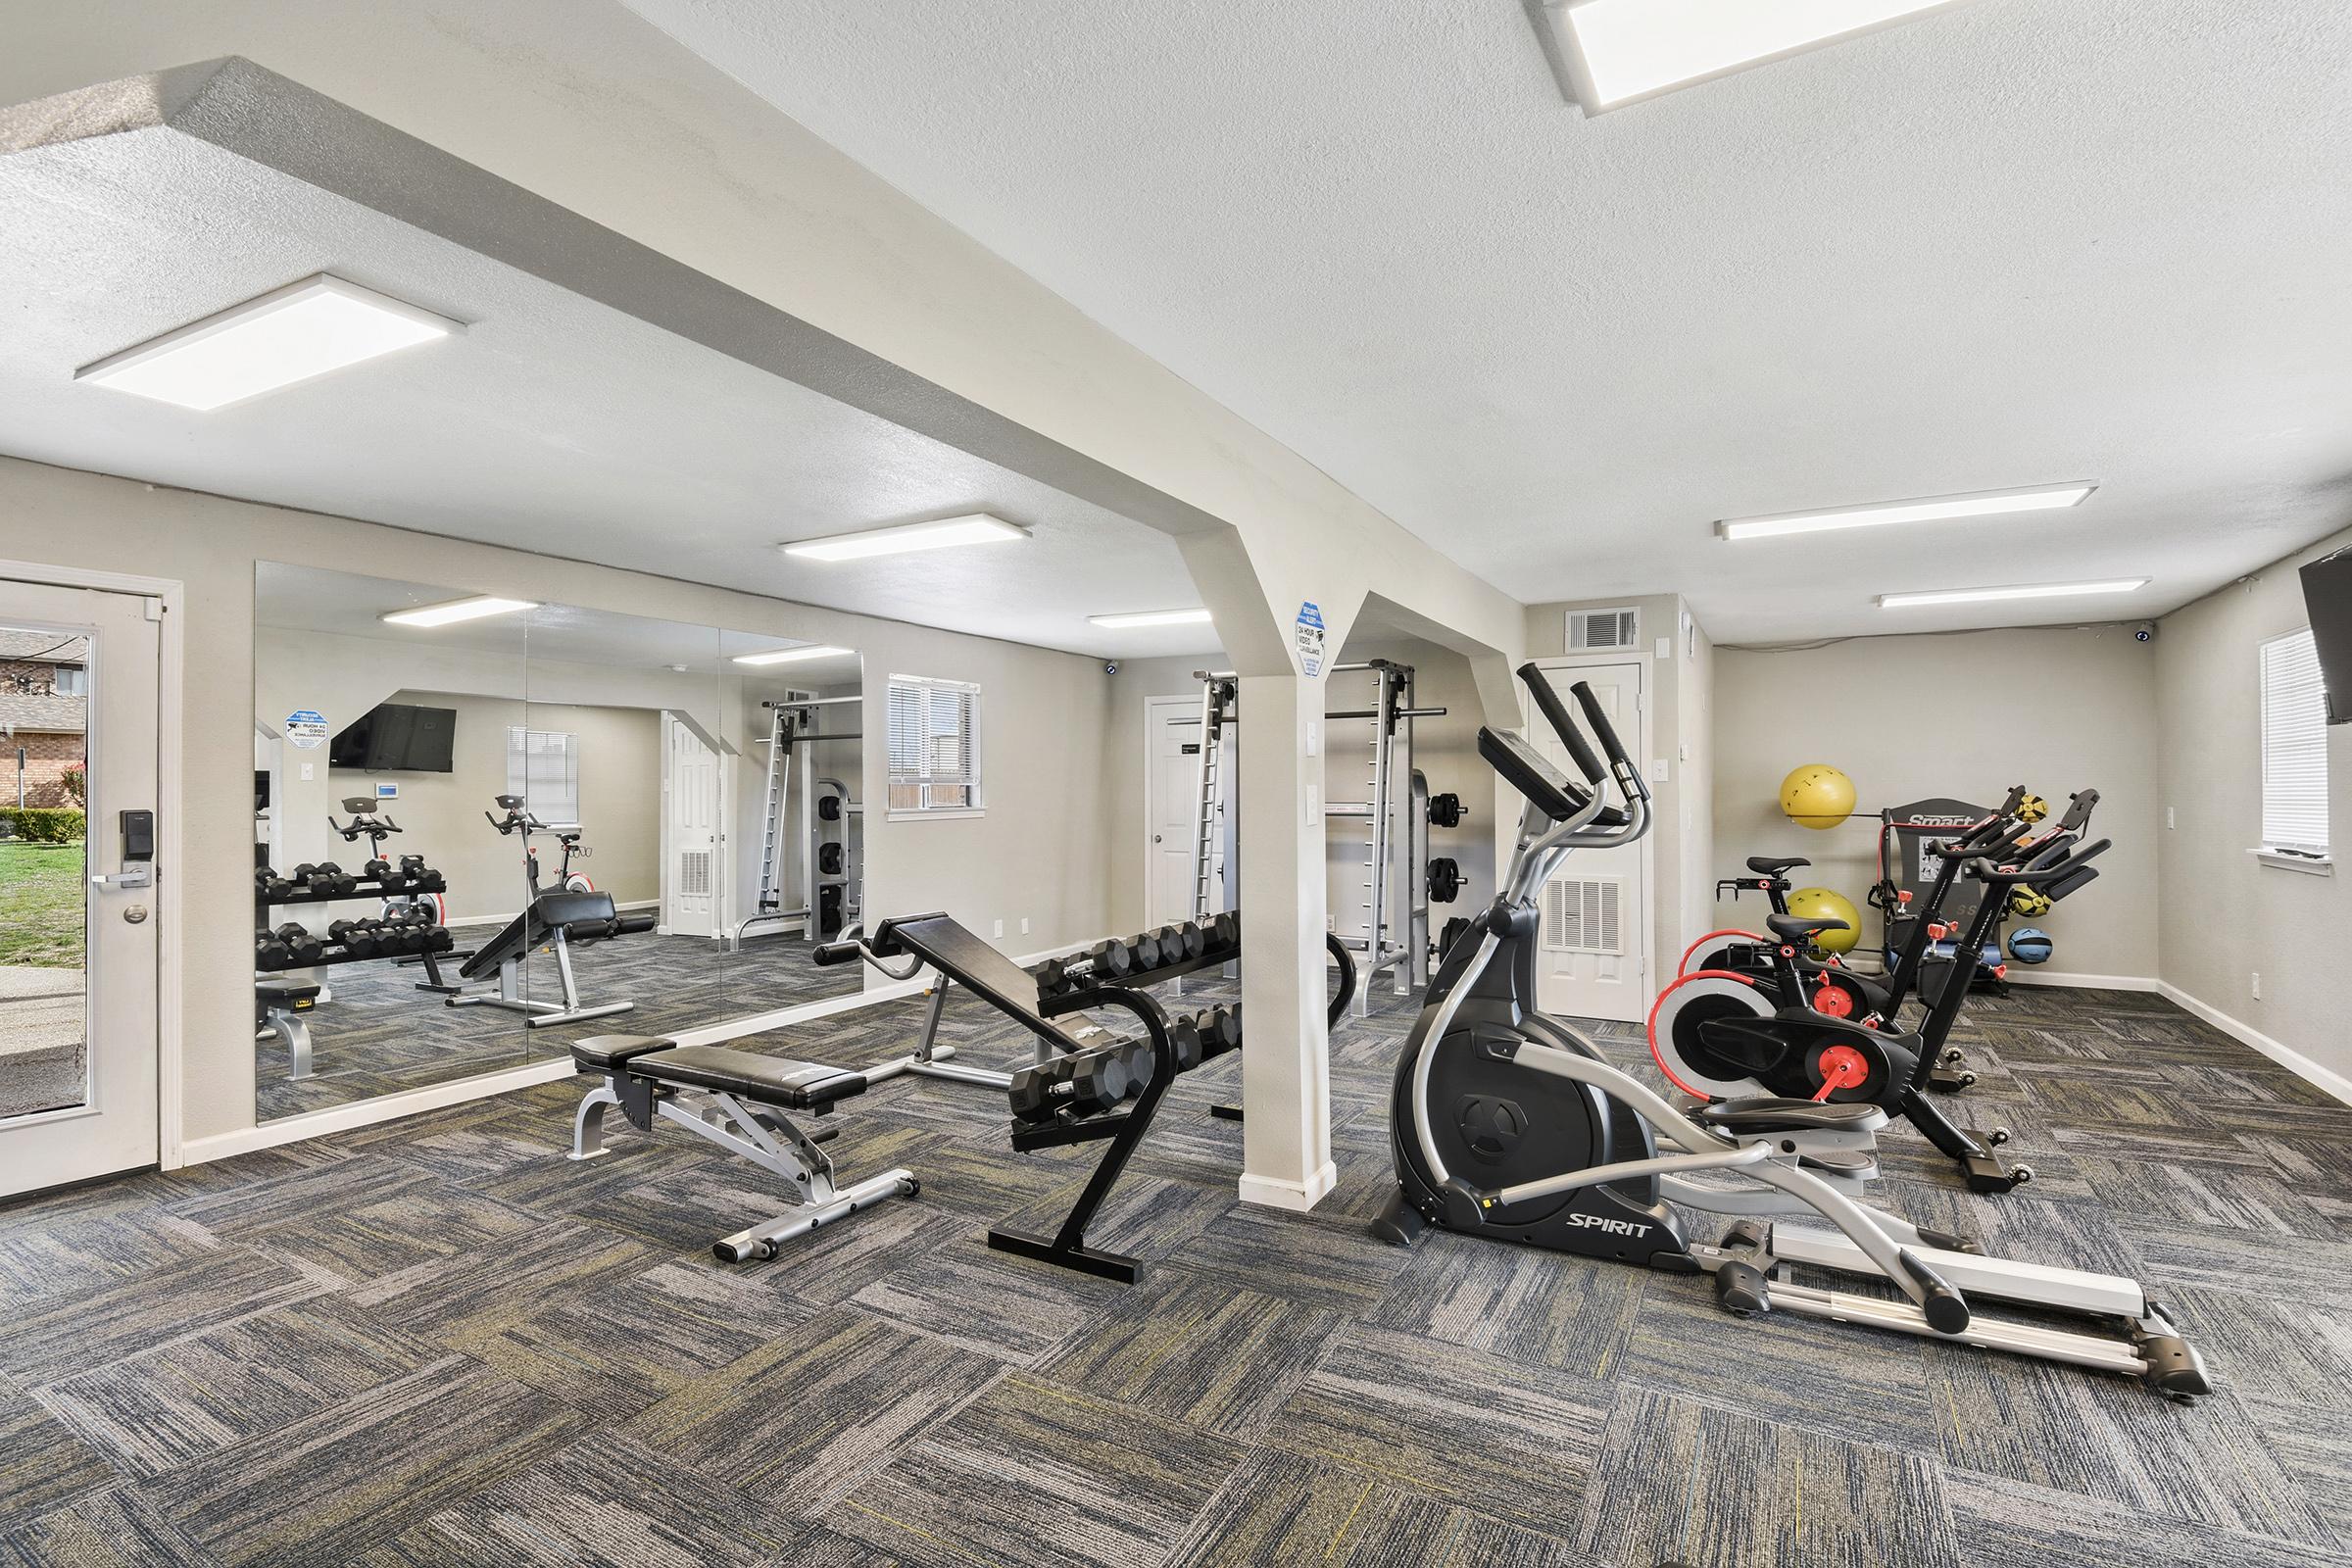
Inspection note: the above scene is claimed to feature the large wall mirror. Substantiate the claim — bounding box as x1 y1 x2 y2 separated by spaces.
253 564 866 1123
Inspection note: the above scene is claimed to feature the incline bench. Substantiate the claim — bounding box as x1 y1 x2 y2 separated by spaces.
455 889 654 1028
569 1035 918 1261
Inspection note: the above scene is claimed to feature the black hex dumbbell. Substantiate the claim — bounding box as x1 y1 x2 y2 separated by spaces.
1157 922 1205 961
327 917 382 957
272 923 324 964
1007 1043 1147 1124
255 932 292 970
1168 1013 1207 1073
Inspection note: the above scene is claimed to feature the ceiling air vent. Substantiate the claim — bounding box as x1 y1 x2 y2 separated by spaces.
1566 607 1640 653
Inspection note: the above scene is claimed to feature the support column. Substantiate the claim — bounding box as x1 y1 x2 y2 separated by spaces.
1235 671 1336 1210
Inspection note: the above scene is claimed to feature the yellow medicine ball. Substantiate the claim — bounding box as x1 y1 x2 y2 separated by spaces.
1779 764 1857 830
1786 886 1862 955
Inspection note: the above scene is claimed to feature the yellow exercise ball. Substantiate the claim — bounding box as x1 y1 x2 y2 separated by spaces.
1779 764 1857 830
1787 887 1863 955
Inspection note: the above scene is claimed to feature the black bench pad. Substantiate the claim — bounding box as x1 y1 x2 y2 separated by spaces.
625 1045 867 1109
572 1034 677 1073
1695 1097 1882 1134
257 980 321 1004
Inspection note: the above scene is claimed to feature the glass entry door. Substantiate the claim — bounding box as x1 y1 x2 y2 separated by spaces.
0 579 160 1196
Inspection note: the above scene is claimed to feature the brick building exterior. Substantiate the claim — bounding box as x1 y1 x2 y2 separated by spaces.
0 629 88 809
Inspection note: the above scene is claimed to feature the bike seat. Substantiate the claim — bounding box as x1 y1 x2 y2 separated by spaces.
1765 913 1848 944
1693 1098 1886 1135
1746 856 1810 875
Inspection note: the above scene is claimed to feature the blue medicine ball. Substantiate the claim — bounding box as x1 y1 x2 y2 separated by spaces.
2008 928 2054 965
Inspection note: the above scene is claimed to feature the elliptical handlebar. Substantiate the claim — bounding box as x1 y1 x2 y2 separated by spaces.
1570 679 1650 806
1516 662 1605 786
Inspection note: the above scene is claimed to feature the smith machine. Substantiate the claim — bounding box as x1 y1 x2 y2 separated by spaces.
729 694 865 952
1189 660 1465 1015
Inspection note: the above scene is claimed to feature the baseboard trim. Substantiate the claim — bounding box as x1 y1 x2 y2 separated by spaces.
181 1055 582 1166
2156 982 2352 1106
1239 1160 1339 1213
2003 970 2162 992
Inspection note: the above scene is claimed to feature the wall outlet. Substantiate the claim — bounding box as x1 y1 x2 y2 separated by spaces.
299 762 314 781
2167 806 2176 830
2251 971 2261 1000
1020 917 1030 936
1649 758 1669 783
992 918 1004 939
1655 636 1672 661
1305 721 1318 758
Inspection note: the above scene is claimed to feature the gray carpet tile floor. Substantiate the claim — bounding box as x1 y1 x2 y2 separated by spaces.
255 925 859 1122
7 971 2349 1566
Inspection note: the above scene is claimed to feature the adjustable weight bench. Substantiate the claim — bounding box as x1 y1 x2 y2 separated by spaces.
569 1035 916 1261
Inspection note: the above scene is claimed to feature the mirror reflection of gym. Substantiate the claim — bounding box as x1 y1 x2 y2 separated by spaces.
253 564 867 1124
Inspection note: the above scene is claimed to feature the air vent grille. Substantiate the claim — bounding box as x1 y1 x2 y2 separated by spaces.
1543 877 1624 955
679 851 711 897
1566 607 1640 652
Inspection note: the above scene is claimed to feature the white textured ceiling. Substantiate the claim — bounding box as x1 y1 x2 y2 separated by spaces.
625 0 2352 642
0 126 1215 660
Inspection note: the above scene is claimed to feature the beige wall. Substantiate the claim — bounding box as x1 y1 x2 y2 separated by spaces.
2154 523 2352 1081
1711 624 2161 980
0 454 1117 1149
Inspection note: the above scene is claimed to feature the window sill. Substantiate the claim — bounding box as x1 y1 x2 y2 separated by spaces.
2250 848 2333 877
888 808 985 822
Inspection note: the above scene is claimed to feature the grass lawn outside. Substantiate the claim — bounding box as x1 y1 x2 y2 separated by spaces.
0 839 86 968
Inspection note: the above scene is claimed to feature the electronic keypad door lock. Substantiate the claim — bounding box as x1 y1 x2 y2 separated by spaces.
92 808 156 891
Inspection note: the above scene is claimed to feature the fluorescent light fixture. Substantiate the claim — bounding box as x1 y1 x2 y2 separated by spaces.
1088 608 1214 629
379 596 538 628
1540 0 1967 114
731 644 852 666
782 514 1028 562
74 274 461 411
1877 578 2148 609
1718 483 2096 543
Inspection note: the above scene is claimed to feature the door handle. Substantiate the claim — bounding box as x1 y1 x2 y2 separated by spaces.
91 866 153 890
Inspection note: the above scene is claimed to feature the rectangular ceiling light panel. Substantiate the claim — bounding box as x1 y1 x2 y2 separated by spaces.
380 596 538 628
1877 578 2148 609
1089 609 1214 629
732 644 853 666
1544 0 1968 114
75 274 461 411
782 514 1028 562
1718 483 2095 542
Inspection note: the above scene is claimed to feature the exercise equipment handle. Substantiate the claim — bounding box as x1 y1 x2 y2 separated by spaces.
1572 680 1651 805
812 940 863 966
1515 663 1604 785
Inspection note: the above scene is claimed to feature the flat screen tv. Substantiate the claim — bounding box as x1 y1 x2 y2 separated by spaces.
328 703 457 771
2301 547 2352 724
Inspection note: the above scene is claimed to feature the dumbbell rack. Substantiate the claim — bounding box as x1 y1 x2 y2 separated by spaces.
256 867 460 1078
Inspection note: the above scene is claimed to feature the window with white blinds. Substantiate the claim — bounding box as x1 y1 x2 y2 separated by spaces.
2260 628 2328 855
506 726 580 826
886 675 981 812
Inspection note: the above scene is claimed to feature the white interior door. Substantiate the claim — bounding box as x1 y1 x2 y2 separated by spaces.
0 580 161 1197
1531 660 1650 1023
1146 696 1202 924
662 712 720 939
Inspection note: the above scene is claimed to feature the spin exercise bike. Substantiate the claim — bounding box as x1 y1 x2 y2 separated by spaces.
1375 663 2207 1397
1648 790 2106 1195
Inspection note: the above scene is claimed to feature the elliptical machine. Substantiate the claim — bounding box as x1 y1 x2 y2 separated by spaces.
1375 662 2206 1398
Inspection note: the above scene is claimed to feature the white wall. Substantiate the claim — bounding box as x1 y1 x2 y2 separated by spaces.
1712 624 2161 981
0 454 1117 1148
2154 522 2352 1082
1525 594 1711 972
